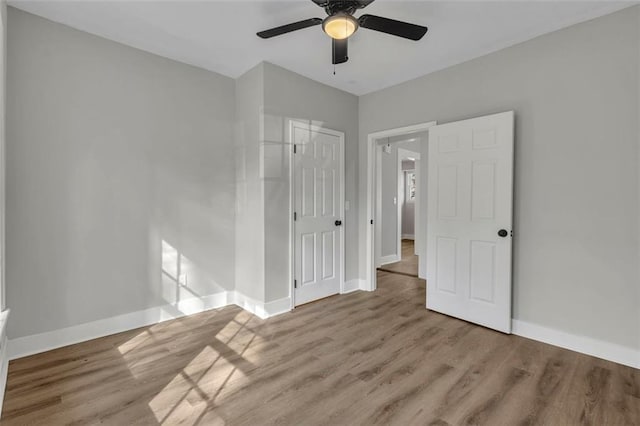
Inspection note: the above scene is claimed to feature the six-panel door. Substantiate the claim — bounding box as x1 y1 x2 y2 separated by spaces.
426 111 514 333
294 123 344 306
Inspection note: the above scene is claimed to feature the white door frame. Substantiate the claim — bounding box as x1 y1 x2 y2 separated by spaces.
414 158 421 257
289 120 346 308
374 142 404 267
365 121 437 291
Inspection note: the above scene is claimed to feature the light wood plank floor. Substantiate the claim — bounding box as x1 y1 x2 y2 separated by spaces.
3 272 639 425
378 239 419 277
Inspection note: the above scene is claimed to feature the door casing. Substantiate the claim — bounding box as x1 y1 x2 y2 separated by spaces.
289 120 345 308
365 121 437 291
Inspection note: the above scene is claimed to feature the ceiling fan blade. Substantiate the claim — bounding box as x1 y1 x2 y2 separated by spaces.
332 38 348 65
356 0 375 7
257 18 323 39
358 14 428 41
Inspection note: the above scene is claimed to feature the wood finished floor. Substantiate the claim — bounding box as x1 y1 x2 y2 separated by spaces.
3 272 639 425
378 239 419 277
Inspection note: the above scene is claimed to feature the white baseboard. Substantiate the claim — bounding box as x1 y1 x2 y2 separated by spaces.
9 292 233 360
0 310 10 416
234 292 291 319
360 278 375 292
9 291 291 361
512 319 640 370
401 234 415 240
263 296 292 317
342 279 367 294
233 292 270 319
379 255 400 266
13 294 638 374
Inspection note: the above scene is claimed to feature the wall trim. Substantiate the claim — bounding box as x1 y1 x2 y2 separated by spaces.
0 310 10 415
234 292 291 319
272 281 638 368
0 334 7 415
233 291 270 320
401 234 415 240
263 296 292 318
9 291 291 361
342 279 367 294
13 296 639 370
512 319 640 370
9 292 233 360
379 254 400 266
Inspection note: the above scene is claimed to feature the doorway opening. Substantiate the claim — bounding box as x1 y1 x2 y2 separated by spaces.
376 141 422 278
365 121 436 292
365 113 514 333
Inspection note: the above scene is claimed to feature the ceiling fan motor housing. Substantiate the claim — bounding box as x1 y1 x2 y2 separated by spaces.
314 0 373 16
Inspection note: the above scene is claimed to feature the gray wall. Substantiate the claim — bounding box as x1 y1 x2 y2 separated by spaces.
360 6 640 350
0 1 6 312
379 143 397 258
235 62 265 302
233 62 359 304
401 160 415 237
7 4 640 355
7 8 236 338
262 62 359 301
379 140 421 259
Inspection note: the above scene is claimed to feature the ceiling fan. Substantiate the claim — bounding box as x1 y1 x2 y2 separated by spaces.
257 0 428 65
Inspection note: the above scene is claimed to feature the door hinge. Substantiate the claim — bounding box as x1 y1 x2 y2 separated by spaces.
294 279 297 289
370 219 374 225
294 212 297 221
293 144 297 154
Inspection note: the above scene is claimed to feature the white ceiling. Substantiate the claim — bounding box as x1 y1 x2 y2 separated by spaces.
9 0 635 95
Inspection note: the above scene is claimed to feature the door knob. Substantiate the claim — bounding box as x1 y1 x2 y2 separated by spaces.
335 220 342 226
498 229 508 238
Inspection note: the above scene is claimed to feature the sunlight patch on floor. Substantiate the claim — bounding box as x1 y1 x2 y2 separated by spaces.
117 329 154 356
146 312 262 424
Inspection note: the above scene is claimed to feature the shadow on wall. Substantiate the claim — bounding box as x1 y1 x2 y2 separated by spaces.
150 142 236 306
161 239 220 318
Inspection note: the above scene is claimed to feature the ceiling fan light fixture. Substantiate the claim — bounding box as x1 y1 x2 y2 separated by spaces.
323 13 358 39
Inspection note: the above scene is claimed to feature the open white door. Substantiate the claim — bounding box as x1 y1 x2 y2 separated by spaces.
426 111 514 333
414 158 421 258
293 122 344 306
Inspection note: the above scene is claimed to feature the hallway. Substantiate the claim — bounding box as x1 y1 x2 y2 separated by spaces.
378 239 419 277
